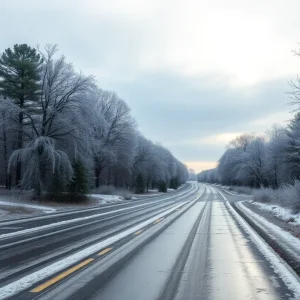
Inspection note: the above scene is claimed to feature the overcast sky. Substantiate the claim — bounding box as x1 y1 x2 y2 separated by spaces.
2 0 300 172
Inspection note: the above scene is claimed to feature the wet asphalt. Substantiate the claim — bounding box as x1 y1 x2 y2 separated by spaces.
1 183 299 299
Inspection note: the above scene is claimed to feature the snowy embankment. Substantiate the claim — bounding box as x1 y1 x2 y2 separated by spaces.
236 201 300 273
0 193 127 221
0 198 57 221
0 200 56 213
87 194 124 204
250 200 300 226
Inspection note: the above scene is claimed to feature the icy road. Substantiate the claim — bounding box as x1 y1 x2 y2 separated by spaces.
0 182 299 299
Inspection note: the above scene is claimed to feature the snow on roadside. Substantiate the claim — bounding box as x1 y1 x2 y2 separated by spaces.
250 201 300 226
88 194 124 204
237 201 300 262
0 200 56 213
226 200 300 300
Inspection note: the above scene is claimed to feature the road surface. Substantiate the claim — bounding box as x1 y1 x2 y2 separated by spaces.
0 182 299 299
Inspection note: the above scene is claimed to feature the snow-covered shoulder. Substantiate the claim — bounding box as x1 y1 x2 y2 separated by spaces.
249 200 300 226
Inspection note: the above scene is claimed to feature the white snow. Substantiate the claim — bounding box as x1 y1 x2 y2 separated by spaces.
236 201 300 261
250 201 300 226
0 199 192 300
216 189 300 300
0 200 56 213
88 194 124 204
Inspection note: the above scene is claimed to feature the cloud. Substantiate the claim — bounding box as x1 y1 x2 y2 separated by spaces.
1 0 299 172
199 133 243 146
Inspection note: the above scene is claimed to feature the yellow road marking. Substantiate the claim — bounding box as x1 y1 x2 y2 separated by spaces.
31 258 94 293
154 218 164 224
98 247 113 256
134 230 143 235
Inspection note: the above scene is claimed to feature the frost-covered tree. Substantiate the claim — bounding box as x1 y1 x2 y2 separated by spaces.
8 136 73 197
0 44 43 185
92 90 136 187
0 43 189 200
265 125 288 188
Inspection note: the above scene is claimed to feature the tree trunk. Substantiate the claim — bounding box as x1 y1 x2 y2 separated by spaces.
274 165 278 188
107 166 111 185
6 174 12 190
114 174 118 189
95 168 100 188
1 116 9 189
16 106 24 187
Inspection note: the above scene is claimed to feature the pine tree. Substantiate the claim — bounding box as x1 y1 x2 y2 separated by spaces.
158 180 167 193
0 44 42 186
70 159 89 196
135 173 145 194
170 177 176 189
174 176 179 189
51 171 65 199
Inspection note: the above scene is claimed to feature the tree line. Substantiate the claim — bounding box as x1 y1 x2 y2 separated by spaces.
0 44 189 199
198 50 300 189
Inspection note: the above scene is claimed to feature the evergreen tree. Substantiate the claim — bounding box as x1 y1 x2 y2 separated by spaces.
170 177 178 189
174 176 179 189
135 173 145 194
70 159 89 196
0 44 42 186
158 180 167 193
51 170 65 199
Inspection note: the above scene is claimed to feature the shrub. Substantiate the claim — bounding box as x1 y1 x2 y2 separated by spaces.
253 188 275 203
253 181 300 212
135 173 145 194
158 180 167 193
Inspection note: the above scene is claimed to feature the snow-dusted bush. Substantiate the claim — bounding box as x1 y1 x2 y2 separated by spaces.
253 181 300 211
276 181 300 211
253 188 276 204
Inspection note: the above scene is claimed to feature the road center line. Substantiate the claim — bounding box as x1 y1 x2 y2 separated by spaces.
98 248 113 256
0 199 195 300
31 258 94 293
154 218 164 224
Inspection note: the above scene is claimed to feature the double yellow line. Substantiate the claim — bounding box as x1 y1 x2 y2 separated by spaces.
31 194 202 294
31 247 113 293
